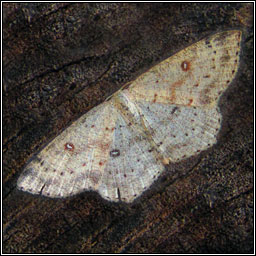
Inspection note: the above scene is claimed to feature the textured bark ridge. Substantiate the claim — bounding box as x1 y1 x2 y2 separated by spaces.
3 3 253 253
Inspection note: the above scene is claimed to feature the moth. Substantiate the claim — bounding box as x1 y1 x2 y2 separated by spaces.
17 30 242 203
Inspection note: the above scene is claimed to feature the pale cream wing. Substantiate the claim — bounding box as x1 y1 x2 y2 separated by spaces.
119 30 241 163
17 102 119 198
97 110 164 203
126 30 241 107
17 99 164 202
133 101 222 163
17 30 241 203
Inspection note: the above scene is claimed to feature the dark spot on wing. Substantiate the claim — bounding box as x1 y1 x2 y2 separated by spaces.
220 55 231 62
181 61 191 71
110 149 120 157
171 107 178 114
64 142 75 151
153 93 158 103
117 187 121 201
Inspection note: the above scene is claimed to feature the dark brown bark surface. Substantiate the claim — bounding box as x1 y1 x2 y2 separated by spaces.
3 3 253 253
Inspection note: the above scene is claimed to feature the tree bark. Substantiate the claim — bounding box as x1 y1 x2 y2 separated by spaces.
3 3 253 253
